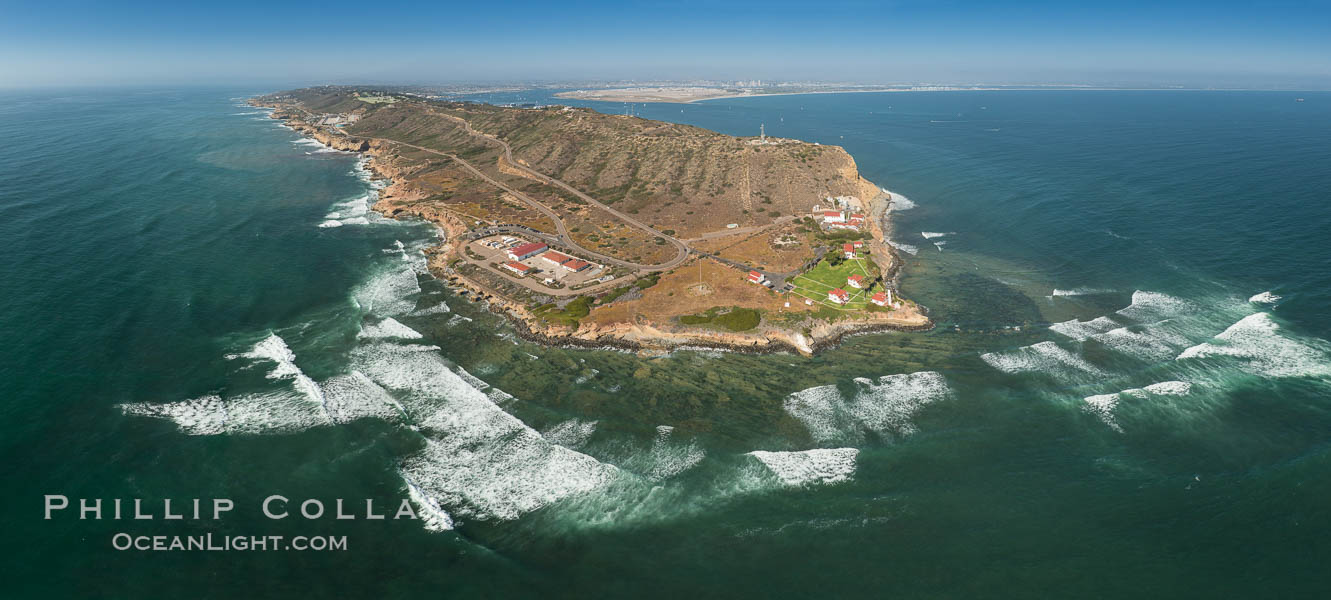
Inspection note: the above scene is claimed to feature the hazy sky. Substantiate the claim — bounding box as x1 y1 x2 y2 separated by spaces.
3 0 1329 88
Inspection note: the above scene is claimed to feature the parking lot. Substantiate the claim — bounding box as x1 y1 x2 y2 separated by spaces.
468 235 609 290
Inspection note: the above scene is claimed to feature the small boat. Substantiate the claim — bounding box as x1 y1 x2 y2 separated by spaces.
1296 98 1305 102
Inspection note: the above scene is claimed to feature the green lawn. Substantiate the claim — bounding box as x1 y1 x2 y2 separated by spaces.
788 254 880 310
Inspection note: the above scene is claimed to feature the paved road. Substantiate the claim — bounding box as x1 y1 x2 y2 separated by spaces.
690 245 826 291
459 240 635 298
682 215 799 242
422 109 692 270
294 103 690 273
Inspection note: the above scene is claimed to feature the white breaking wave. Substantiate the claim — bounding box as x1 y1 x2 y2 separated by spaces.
1050 288 1114 297
229 334 324 406
543 418 598 449
981 341 1107 380
358 317 424 340
1115 291 1194 323
353 264 421 316
319 371 406 424
888 239 919 255
748 449 859 487
121 391 331 436
120 334 410 435
887 191 915 211
1139 381 1193 396
411 300 451 316
920 231 951 239
1049 316 1121 341
1092 324 1192 361
1082 393 1122 432
1249 291 1282 304
351 341 617 521
404 475 455 531
1082 381 1193 432
319 193 391 228
1177 312 1331 378
783 371 951 445
642 426 706 482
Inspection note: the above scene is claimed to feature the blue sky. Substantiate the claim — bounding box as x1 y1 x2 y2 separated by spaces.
2 0 1329 88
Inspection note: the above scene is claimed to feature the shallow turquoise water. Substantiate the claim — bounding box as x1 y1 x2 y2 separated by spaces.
2 88 1330 598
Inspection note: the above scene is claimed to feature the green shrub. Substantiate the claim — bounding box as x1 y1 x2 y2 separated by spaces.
714 308 761 331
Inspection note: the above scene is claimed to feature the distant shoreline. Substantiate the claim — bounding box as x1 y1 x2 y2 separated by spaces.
553 87 1005 104
553 86 1314 104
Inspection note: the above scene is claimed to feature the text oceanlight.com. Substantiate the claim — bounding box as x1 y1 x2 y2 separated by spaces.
111 533 347 552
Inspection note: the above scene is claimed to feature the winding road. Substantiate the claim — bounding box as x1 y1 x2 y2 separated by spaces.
418 109 692 271
295 102 693 272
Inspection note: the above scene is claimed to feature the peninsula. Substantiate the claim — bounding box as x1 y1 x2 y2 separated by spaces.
554 84 1002 104
251 87 930 354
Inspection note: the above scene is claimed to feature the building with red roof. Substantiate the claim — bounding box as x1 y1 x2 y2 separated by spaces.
847 274 865 289
540 250 573 267
507 241 548 261
502 261 533 276
820 211 846 223
828 288 850 304
747 270 767 284
842 243 856 259
871 291 891 306
562 259 591 272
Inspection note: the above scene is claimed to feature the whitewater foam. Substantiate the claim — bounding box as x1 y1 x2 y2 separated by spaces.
1249 291 1282 304
319 371 405 423
1092 324 1191 361
981 341 1107 380
543 419 598 449
1049 316 1121 341
1082 394 1122 432
888 240 919 255
748 449 859 487
1082 381 1193 432
353 264 421 316
121 391 331 436
1050 288 1114 297
230 334 324 406
403 475 455 531
411 300 451 316
359 317 424 340
783 371 951 444
1115 291 1193 323
887 192 915 211
1177 312 1331 378
641 426 706 481
352 341 618 520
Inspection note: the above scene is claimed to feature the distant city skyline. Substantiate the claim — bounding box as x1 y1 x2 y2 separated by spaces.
3 0 1329 89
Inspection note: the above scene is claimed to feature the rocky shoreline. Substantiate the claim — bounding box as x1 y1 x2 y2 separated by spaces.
254 97 932 356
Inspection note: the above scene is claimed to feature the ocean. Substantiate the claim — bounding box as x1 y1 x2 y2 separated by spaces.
2 87 1329 598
